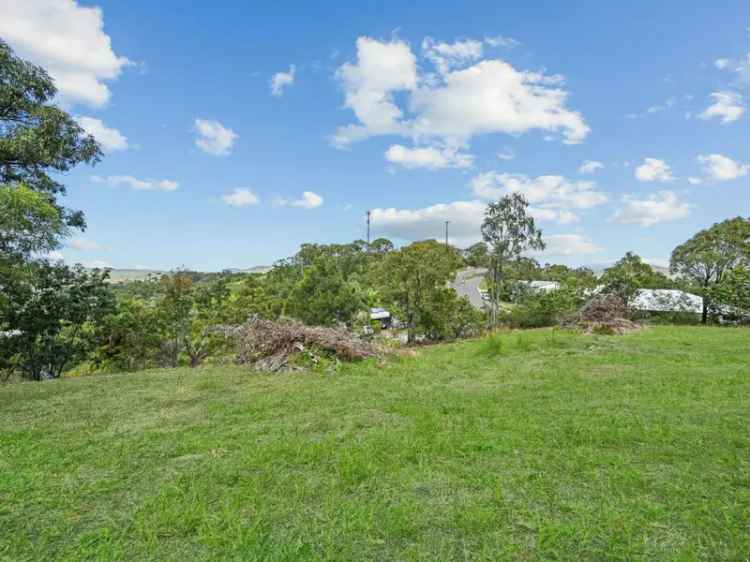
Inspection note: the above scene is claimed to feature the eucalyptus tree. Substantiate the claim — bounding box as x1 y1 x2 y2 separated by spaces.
481 193 545 323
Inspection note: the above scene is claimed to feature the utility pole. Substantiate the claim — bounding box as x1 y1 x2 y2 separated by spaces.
366 210 371 248
444 220 450 247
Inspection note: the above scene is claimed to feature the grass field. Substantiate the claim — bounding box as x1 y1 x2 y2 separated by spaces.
1 326 749 561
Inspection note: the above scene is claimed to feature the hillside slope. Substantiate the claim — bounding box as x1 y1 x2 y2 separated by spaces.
1 326 749 560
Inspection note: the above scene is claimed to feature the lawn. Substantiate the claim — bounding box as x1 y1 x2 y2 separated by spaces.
1 326 749 561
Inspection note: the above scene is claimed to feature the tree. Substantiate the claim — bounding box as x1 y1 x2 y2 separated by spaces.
0 262 114 380
481 194 545 323
463 241 490 268
369 238 394 255
601 252 673 305
0 183 67 258
1 40 101 233
708 266 750 320
376 240 463 343
670 217 750 323
287 255 363 326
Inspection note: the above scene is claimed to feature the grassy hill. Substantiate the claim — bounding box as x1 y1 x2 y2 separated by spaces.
1 326 749 560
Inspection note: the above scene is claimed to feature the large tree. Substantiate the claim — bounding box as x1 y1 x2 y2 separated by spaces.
481 193 545 323
1 40 101 234
376 240 464 343
670 217 750 323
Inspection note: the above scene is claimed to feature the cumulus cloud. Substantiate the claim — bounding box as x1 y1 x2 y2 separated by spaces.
578 160 603 174
372 197 584 247
0 0 130 107
470 172 607 210
332 36 589 149
222 188 259 207
194 118 238 156
699 91 744 123
698 153 749 181
75 116 128 152
634 158 675 182
91 175 178 192
422 37 483 75
540 234 602 257
385 144 473 169
68 238 101 251
611 191 690 227
270 65 296 96
276 191 324 209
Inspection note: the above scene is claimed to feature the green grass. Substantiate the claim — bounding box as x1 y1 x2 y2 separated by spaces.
1 326 749 561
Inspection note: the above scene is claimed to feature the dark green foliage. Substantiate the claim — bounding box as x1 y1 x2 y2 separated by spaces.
671 217 750 323
0 262 114 380
601 252 673 304
288 255 364 327
0 39 101 231
708 266 750 321
376 240 464 342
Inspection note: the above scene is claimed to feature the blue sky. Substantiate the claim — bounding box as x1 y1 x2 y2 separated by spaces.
3 0 750 270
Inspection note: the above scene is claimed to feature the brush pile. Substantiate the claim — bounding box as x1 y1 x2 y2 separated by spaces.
221 317 380 372
565 294 641 335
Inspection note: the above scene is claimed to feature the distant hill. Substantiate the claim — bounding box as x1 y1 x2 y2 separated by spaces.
104 266 272 283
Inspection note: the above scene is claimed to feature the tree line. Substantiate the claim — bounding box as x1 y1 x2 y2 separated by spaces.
1 39 749 381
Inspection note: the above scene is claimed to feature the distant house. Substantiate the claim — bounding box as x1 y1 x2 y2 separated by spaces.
369 307 392 329
630 289 703 314
520 280 561 293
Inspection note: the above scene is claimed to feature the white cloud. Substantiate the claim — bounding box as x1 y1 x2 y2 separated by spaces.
68 238 101 251
612 191 690 227
276 191 323 209
409 59 589 145
75 116 128 152
81 260 112 269
698 91 744 123
634 158 675 182
485 35 520 48
194 118 238 156
422 37 483 75
332 37 418 147
0 0 130 107
578 160 603 174
687 177 703 185
222 188 259 207
372 198 583 246
541 234 602 257
385 144 473 169
91 175 178 192
496 147 515 161
332 36 590 149
371 200 486 246
270 65 296 96
698 153 749 181
470 172 607 210
715 58 730 70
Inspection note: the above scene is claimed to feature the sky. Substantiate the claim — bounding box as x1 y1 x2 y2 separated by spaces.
2 0 750 271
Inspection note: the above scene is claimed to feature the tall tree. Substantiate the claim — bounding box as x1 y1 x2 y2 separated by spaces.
376 240 463 343
481 193 545 323
0 39 101 235
670 217 750 323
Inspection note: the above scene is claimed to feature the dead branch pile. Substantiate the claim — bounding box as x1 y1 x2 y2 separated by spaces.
564 294 641 335
221 317 380 372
